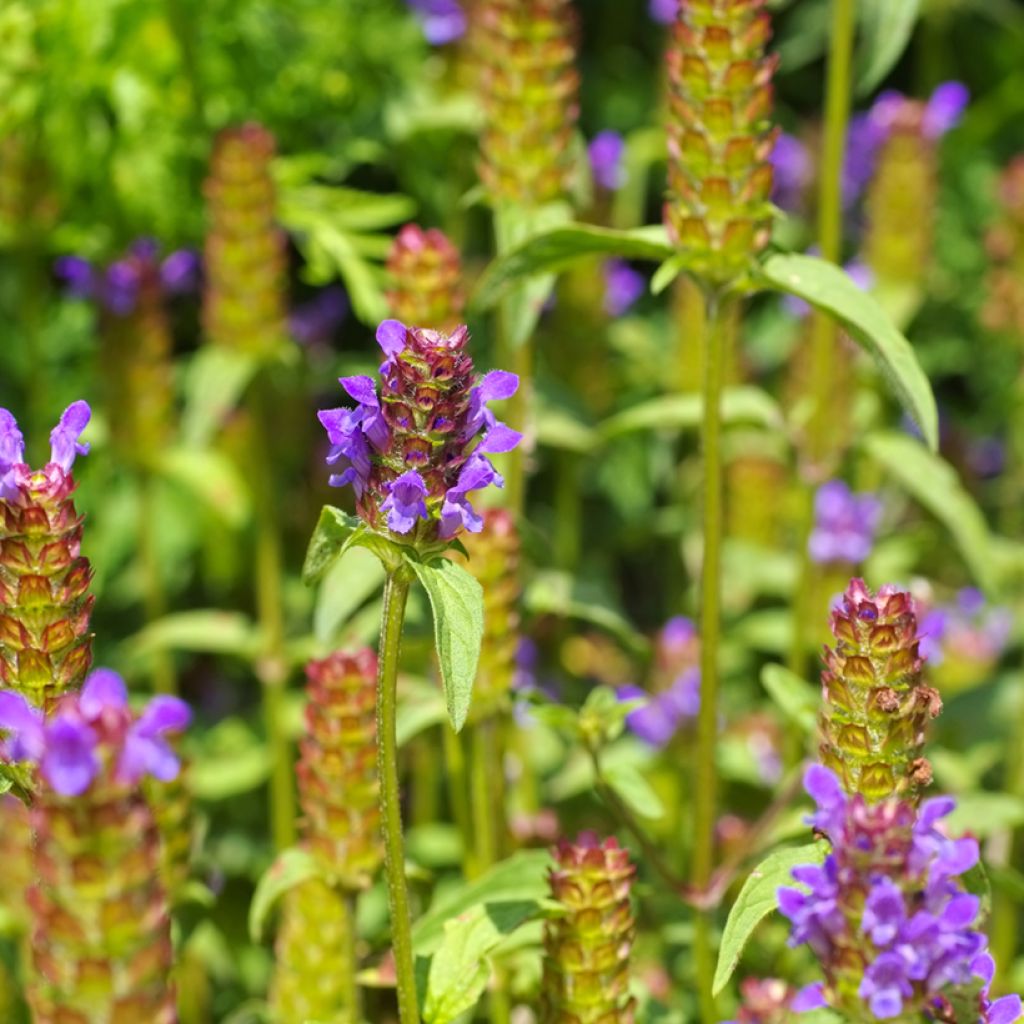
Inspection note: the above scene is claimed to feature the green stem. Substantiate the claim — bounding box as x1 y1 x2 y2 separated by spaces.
252 380 296 852
138 472 176 695
470 717 499 874
502 323 532 522
692 289 732 1024
789 0 856 678
377 572 420 1024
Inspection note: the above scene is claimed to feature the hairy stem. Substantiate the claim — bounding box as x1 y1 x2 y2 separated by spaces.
692 288 732 1023
377 572 420 1024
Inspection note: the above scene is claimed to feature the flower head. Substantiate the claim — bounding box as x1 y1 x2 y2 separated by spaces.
779 765 1013 1021
318 320 519 546
808 479 882 565
0 669 190 796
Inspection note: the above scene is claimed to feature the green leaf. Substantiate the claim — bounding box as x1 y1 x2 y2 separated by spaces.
303 505 408 584
423 902 543 1024
409 558 484 733
863 432 997 593
181 347 261 447
713 842 827 997
600 387 783 440
758 253 938 450
412 849 553 954
313 545 387 643
248 846 323 942
760 664 818 735
651 252 688 295
128 610 261 660
603 763 665 820
159 448 252 528
947 793 1024 837
474 222 673 311
856 0 922 96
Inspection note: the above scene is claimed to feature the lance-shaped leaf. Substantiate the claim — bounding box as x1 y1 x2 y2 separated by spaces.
410 558 484 732
249 846 324 942
758 253 938 450
856 0 922 96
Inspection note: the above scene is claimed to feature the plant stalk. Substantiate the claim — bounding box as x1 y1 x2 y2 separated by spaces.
377 571 420 1024
692 287 732 1023
341 891 361 1022
138 471 176 695
789 0 857 679
252 379 296 852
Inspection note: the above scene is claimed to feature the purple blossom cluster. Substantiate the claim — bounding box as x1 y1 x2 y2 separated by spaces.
0 669 190 796
55 239 199 316
404 0 466 45
808 479 882 566
318 320 520 541
769 133 813 214
0 400 91 500
919 588 1013 668
618 617 700 748
778 765 1021 1023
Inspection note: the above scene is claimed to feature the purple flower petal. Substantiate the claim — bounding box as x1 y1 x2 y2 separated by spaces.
55 255 97 299
603 259 646 317
791 982 827 1012
160 249 201 294
477 423 522 454
49 400 91 472
380 469 429 534
340 375 379 407
79 668 129 721
40 715 99 796
0 690 45 762
923 81 969 139
588 131 626 191
478 370 519 402
0 409 25 498
648 0 677 23
376 319 408 357
989 995 1023 1024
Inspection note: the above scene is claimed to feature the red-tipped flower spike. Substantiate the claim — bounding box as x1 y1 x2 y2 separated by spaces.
819 579 942 802
540 832 637 1024
0 669 190 1022
477 0 580 206
387 223 466 332
983 155 1024 336
0 402 94 709
318 320 521 549
203 122 288 356
665 0 778 289
271 649 381 1024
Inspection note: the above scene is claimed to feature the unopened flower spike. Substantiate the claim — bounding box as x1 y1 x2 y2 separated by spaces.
387 223 466 332
0 669 190 1021
779 764 1022 1023
540 832 638 1023
665 0 779 290
0 402 95 708
318 319 520 551
819 578 941 802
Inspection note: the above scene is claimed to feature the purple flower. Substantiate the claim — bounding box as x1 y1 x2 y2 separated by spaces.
603 259 645 317
648 0 677 24
405 0 466 45
160 249 201 294
48 400 91 473
808 479 881 565
588 131 626 191
778 856 843 958
0 669 190 796
104 259 141 315
791 983 827 1012
860 951 914 1018
863 876 906 946
319 406 372 496
923 82 969 139
618 684 678 747
0 690 44 761
770 132 813 213
439 454 503 539
381 470 430 533
0 409 25 499
55 255 97 299
843 112 887 206
917 590 1012 668
40 715 100 796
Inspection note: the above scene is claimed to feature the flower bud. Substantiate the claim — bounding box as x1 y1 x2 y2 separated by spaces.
318 320 520 548
540 832 637 1024
271 649 381 1023
665 0 778 288
477 0 580 206
0 402 93 709
818 579 941 802
203 123 288 356
387 223 466 332
0 669 190 1021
